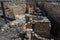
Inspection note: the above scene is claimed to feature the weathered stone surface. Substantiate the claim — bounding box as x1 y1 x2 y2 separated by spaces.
4 0 26 19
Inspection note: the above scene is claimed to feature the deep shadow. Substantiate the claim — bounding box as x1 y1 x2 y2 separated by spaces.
39 4 60 39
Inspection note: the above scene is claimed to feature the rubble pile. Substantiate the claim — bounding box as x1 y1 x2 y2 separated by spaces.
0 14 27 40
24 7 51 40
0 0 52 40
25 15 51 39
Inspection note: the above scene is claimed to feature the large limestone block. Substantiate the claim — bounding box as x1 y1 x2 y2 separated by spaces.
7 4 26 15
